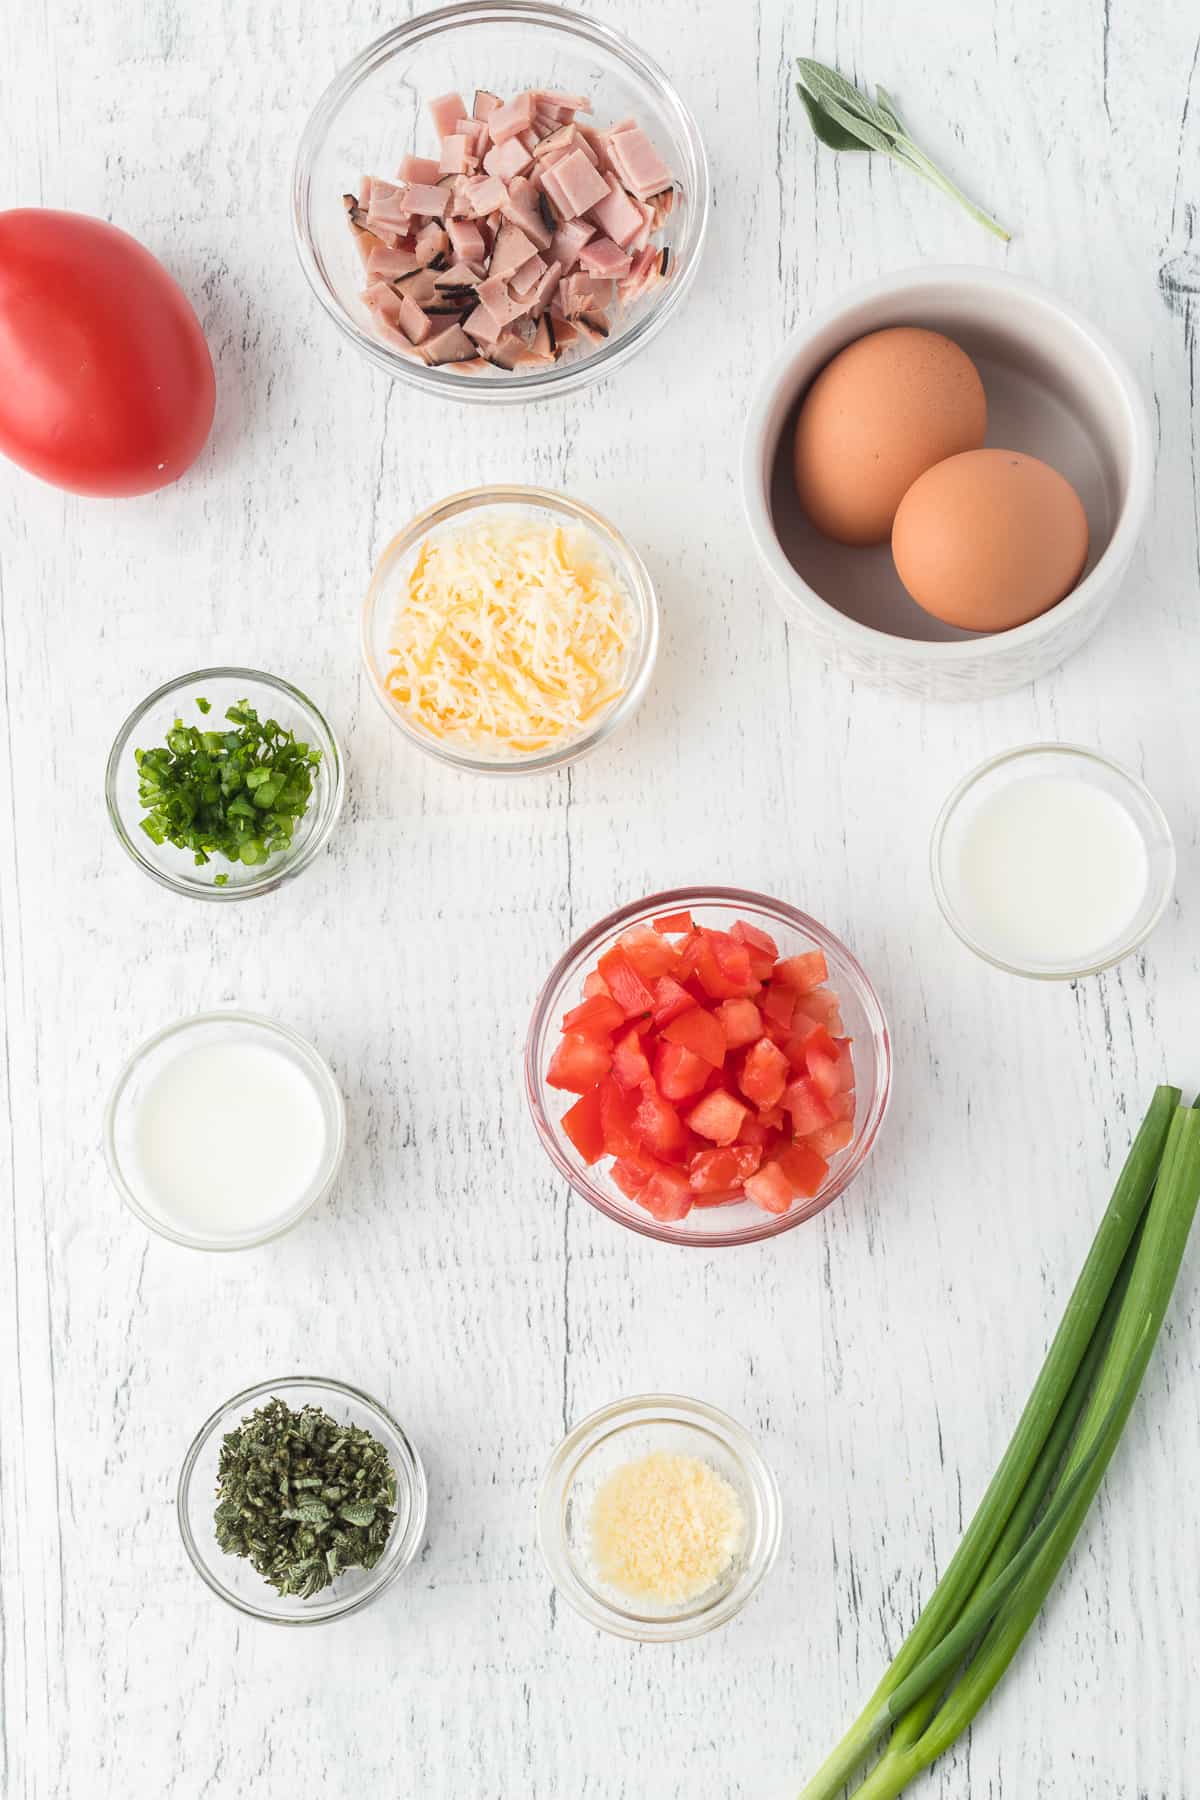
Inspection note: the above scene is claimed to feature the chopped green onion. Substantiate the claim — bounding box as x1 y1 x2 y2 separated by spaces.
134 696 321 882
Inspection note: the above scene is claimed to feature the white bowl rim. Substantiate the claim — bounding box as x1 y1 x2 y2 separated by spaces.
740 264 1153 666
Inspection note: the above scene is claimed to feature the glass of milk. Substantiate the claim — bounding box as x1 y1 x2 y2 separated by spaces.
931 745 1175 979
104 1012 346 1248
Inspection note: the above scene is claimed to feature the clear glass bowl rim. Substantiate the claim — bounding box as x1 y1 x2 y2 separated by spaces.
536 1391 782 1642
361 484 660 774
524 884 893 1245
176 1374 429 1624
104 666 346 901
103 1009 348 1251
929 741 1176 980
290 0 711 405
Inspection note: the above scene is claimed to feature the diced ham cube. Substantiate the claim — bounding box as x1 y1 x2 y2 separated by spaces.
472 90 502 121
412 221 448 265
536 89 592 112
464 304 503 346
578 236 631 279
548 311 578 349
447 218 486 264
399 155 441 185
588 174 645 249
549 218 596 269
510 252 548 297
365 180 411 231
455 117 489 156
438 136 473 176
482 136 533 181
488 221 539 283
488 330 529 370
606 124 673 198
527 259 562 316
428 92 467 138
501 177 553 250
477 275 529 328
464 174 507 217
546 148 609 219
403 183 449 218
372 315 427 359
361 279 404 323
366 243 421 281
558 273 614 318
399 294 432 344
423 321 476 364
434 261 482 290
488 91 537 142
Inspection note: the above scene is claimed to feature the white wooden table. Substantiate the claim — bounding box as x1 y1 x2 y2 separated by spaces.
3 3 1198 1796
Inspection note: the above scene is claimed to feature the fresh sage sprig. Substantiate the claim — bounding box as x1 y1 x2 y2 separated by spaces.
795 59 1010 241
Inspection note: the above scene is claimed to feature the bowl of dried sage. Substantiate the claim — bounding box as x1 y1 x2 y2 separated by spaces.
177 1376 428 1623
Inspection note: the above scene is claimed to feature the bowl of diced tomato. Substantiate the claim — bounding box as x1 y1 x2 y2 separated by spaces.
524 888 892 1245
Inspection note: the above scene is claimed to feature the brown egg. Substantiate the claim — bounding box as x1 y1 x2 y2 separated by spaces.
792 326 986 545
891 449 1089 632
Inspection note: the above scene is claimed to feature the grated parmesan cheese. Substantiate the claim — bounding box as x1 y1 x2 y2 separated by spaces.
590 1451 745 1605
384 513 636 756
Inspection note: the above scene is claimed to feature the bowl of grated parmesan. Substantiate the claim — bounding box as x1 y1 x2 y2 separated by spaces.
362 484 658 773
536 1393 781 1641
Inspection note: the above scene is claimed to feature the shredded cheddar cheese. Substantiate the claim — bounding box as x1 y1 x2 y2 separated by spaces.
384 514 636 755
590 1451 746 1604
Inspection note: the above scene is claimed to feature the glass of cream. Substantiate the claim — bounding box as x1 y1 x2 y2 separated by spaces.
931 745 1175 980
104 1012 346 1249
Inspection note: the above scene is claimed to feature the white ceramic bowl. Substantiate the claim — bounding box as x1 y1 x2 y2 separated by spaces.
741 267 1152 701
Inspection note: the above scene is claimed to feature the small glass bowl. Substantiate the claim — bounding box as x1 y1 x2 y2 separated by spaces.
178 1376 428 1624
931 743 1175 980
362 485 659 774
105 668 345 901
537 1393 781 1642
103 1011 347 1250
525 887 892 1246
292 1 709 404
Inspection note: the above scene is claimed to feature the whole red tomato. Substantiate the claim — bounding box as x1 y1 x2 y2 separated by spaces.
0 209 215 497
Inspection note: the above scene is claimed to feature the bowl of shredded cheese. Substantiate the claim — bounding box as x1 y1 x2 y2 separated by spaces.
537 1393 781 1641
362 484 658 772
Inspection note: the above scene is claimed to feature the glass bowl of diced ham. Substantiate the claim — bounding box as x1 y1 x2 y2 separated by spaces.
292 2 709 400
525 889 893 1247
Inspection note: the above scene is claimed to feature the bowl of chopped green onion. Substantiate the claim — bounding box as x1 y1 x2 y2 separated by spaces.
105 668 345 899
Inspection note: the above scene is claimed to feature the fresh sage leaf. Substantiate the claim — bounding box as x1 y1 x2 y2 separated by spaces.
794 57 1011 240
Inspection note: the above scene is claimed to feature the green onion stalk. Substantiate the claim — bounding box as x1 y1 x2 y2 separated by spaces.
798 1088 1200 1800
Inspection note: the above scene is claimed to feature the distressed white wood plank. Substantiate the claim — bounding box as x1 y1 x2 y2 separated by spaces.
1 1 1199 1797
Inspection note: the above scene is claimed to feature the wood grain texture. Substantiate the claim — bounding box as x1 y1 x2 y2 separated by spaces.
2 1 1199 1796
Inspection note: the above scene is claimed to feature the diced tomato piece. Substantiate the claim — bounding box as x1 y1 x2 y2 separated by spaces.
652 909 694 935
609 1157 649 1200
775 950 829 993
708 931 757 994
655 1041 711 1102
634 1084 688 1157
596 944 656 1019
807 1050 843 1102
775 1140 829 1197
651 975 695 1028
761 983 796 1030
663 1006 726 1067
829 1088 856 1121
715 997 762 1050
688 1143 762 1195
729 918 779 960
583 970 611 1000
737 1112 772 1149
619 923 681 982
783 1075 834 1136
783 1015 821 1068
686 1089 749 1146
598 1077 642 1159
640 1167 693 1221
548 1034 612 1093
808 1118 854 1157
744 1162 794 1214
561 993 625 1039
757 1104 786 1131
611 1025 653 1091
738 1037 789 1109
794 988 841 1028
562 1086 605 1162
